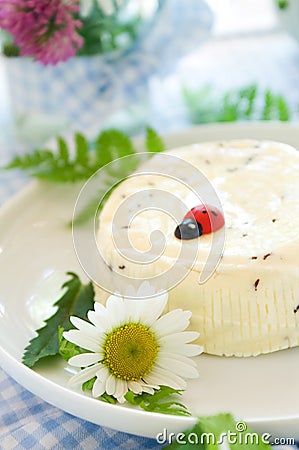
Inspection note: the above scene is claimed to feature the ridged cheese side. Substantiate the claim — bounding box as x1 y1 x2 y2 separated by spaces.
96 139 299 356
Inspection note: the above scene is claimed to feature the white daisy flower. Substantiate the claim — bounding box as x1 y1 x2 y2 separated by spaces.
63 282 203 403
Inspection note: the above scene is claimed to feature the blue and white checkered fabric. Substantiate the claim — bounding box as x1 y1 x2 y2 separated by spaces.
0 368 160 450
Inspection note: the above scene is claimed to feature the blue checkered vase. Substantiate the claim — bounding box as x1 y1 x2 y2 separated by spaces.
4 0 213 134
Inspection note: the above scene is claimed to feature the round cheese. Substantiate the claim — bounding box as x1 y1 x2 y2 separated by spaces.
96 140 299 357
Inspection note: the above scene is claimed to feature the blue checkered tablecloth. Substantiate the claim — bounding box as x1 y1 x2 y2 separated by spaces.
0 370 160 450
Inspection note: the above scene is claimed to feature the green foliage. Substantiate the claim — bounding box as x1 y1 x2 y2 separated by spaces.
77 372 190 415
82 377 97 392
5 127 164 183
58 326 84 361
4 127 166 225
23 273 94 368
183 84 292 125
277 0 289 9
146 126 166 153
95 129 136 166
76 1 141 56
165 413 270 449
5 132 95 182
124 386 191 416
261 90 290 121
99 393 118 404
71 127 165 226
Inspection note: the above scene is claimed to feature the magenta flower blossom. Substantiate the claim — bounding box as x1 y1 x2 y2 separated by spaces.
0 0 83 65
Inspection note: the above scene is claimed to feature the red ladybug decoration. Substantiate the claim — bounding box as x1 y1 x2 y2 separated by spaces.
174 205 224 240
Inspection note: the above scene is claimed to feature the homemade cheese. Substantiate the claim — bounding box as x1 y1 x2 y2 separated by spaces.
96 140 299 356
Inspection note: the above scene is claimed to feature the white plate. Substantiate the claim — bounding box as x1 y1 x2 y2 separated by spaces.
1 123 299 441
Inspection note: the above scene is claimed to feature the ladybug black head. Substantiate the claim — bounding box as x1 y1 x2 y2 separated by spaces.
174 218 203 240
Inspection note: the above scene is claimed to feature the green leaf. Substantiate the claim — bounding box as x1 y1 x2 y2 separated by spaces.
99 393 118 404
183 84 292 125
277 95 290 121
146 127 166 153
23 272 95 368
124 385 191 416
75 132 89 165
82 377 97 391
261 90 274 121
4 128 163 185
58 326 84 361
277 0 288 9
165 413 271 449
57 137 69 164
78 377 189 414
5 149 55 170
95 129 136 167
4 127 165 224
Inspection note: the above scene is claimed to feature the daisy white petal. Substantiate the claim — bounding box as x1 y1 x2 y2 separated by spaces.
68 363 101 387
136 280 156 297
159 351 199 367
156 357 199 379
63 330 100 352
123 297 144 323
92 377 106 398
160 331 200 345
68 353 102 368
151 310 192 336
163 344 203 357
137 294 168 327
144 367 187 391
128 381 143 395
89 302 113 330
87 310 109 332
96 366 110 382
114 379 128 400
70 316 101 337
139 385 156 395
87 307 107 330
106 373 116 396
105 294 126 326
117 395 126 404
152 366 187 390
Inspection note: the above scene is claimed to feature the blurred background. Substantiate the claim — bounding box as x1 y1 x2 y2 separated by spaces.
1 0 299 152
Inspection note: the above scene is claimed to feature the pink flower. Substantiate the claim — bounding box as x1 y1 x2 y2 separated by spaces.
0 0 83 65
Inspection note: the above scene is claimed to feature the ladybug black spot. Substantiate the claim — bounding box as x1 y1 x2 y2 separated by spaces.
174 218 203 240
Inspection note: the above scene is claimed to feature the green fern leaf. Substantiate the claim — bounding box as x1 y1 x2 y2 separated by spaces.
57 137 69 164
75 132 89 165
146 127 166 153
95 129 136 168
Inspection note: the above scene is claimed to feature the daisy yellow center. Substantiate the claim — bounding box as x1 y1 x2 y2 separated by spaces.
103 323 159 381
